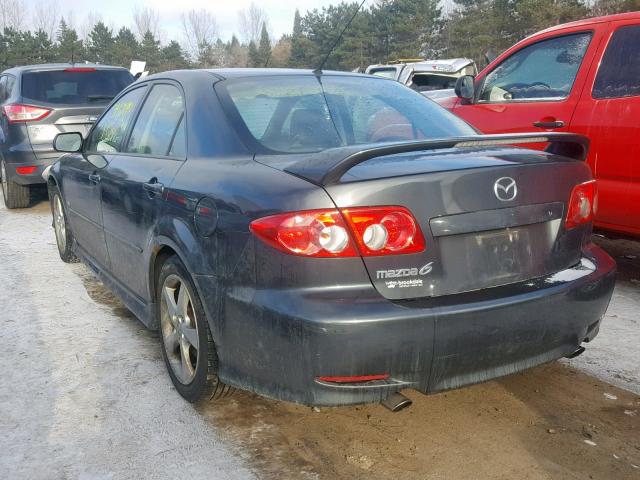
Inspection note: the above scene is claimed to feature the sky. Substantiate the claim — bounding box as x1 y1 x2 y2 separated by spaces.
39 0 340 42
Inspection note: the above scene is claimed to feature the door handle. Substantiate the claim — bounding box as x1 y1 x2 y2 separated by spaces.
88 173 101 184
533 120 565 129
143 179 164 196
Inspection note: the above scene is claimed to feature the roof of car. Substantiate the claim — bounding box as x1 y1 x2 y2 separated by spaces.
141 68 376 83
535 11 640 36
3 63 130 75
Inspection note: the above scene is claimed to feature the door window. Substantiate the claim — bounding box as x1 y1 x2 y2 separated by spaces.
86 87 146 153
0 76 7 101
126 84 185 157
593 25 640 99
479 32 592 102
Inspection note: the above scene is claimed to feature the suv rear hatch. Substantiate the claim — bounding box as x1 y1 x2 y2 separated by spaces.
260 134 592 300
20 67 133 160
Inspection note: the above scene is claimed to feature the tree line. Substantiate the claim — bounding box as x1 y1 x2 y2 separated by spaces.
0 0 636 74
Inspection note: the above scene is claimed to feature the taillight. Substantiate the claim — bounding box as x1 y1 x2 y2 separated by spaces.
566 180 597 229
250 206 425 257
15 166 37 175
341 206 425 256
3 104 51 123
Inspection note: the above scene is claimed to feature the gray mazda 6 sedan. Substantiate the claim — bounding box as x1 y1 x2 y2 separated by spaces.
46 69 616 408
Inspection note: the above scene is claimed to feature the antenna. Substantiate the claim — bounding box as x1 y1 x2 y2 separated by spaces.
313 0 366 75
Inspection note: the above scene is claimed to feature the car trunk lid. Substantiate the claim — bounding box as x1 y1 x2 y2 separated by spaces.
257 134 592 300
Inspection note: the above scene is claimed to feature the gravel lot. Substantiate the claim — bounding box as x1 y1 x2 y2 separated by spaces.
1 189 638 479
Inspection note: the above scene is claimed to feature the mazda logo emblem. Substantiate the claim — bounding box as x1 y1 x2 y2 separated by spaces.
494 177 517 201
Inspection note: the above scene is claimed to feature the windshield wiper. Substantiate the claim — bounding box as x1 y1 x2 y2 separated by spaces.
87 94 115 102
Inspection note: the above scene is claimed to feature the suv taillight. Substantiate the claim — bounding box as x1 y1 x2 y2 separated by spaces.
250 206 425 257
3 104 52 123
566 180 597 229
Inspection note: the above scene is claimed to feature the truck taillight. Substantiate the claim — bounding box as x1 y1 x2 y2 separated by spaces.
250 206 425 257
3 104 51 123
566 180 597 229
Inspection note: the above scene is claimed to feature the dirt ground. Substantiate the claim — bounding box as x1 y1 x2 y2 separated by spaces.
1 189 638 480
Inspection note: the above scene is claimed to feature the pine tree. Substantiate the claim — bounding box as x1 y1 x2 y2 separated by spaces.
257 23 271 67
289 9 307 67
247 40 259 67
113 27 139 67
139 30 161 72
56 18 84 63
161 41 190 70
88 22 115 64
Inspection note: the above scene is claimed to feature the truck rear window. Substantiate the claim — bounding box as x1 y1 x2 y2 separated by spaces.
21 69 134 105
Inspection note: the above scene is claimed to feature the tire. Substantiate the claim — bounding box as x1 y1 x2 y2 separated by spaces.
1 161 30 209
157 255 232 403
48 183 79 263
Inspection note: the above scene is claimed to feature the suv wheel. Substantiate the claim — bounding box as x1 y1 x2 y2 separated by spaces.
48 183 79 263
157 256 233 403
1 160 30 209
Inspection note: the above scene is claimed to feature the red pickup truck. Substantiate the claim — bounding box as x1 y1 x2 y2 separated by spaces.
437 12 640 238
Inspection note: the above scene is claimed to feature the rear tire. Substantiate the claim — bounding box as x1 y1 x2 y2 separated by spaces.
1 161 30 209
157 255 232 403
48 183 79 263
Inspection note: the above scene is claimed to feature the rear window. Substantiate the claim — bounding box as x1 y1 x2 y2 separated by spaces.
220 75 475 154
21 69 134 105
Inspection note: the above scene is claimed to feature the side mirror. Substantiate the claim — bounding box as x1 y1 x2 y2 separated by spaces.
54 132 83 153
455 75 476 103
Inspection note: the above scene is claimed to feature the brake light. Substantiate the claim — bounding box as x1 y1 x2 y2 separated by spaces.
15 166 37 175
250 209 357 257
3 104 51 123
317 374 390 383
250 206 425 257
566 180 597 229
64 67 96 72
341 206 425 256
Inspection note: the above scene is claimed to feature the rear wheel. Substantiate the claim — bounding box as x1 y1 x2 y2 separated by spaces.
157 256 232 403
1 161 30 209
48 183 79 263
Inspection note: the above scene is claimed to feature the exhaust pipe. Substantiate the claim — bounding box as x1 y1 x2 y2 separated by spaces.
381 392 412 412
565 346 586 359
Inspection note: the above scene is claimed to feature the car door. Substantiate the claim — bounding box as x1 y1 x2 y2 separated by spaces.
569 20 640 236
99 82 186 300
62 86 147 268
453 29 601 134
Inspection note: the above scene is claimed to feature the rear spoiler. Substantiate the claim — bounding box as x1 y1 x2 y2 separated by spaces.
284 133 589 186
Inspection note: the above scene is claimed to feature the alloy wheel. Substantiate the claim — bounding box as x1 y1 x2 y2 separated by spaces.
53 194 67 252
160 274 200 385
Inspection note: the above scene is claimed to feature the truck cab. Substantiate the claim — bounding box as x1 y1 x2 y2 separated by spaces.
436 12 640 238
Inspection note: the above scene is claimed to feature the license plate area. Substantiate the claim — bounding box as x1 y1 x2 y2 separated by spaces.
471 228 532 282
434 221 559 296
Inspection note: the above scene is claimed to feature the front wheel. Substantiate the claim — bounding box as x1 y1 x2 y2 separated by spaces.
157 256 232 403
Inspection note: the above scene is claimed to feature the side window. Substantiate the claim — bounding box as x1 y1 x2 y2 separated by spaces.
480 32 592 102
593 25 640 99
0 76 7 101
126 84 185 157
168 116 186 157
5 75 15 99
87 87 146 153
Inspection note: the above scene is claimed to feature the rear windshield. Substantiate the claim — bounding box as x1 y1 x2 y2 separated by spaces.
22 69 134 105
221 75 475 153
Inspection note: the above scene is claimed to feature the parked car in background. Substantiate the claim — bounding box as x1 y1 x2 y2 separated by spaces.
0 63 134 208
437 12 640 238
366 58 477 98
47 69 614 407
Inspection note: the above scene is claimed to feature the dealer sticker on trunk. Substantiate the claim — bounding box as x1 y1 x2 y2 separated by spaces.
376 262 433 289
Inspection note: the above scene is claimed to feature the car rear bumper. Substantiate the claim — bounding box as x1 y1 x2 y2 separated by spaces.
3 146 59 185
196 244 615 406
